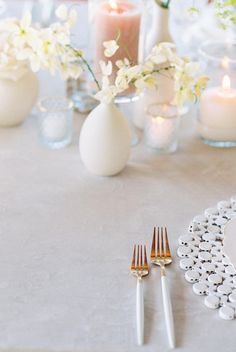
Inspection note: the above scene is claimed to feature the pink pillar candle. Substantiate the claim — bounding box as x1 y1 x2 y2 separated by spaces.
94 1 141 80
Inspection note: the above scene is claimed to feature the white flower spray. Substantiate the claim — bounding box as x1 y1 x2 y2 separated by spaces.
0 5 208 107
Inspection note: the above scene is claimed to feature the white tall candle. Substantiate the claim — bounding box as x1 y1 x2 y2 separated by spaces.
199 75 236 141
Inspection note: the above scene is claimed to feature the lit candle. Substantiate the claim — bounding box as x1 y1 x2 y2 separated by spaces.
198 75 236 142
94 0 141 79
144 104 179 152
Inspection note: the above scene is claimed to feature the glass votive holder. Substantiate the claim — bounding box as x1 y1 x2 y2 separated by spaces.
38 97 73 149
198 40 236 147
144 103 180 153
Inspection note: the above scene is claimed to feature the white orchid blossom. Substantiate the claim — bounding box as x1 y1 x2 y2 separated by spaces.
0 5 208 104
95 41 208 106
0 5 83 80
55 4 77 26
103 40 119 58
99 60 112 76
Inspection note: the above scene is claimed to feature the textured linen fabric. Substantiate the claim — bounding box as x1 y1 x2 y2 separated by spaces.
0 2 236 350
0 106 236 352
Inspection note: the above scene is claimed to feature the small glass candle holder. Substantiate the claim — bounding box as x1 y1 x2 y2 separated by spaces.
38 97 73 149
144 103 180 153
198 40 236 147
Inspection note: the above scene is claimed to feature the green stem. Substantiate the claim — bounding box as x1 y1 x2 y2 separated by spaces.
80 56 101 91
69 45 101 91
130 65 174 86
155 0 171 9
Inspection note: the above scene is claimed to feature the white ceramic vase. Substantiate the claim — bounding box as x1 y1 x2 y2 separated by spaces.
145 2 173 56
0 66 39 127
79 102 131 176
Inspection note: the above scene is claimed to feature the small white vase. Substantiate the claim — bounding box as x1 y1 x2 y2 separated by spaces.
79 102 131 176
0 66 39 127
145 2 173 56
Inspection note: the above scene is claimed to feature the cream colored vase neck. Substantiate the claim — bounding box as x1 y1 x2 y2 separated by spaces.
145 4 172 56
0 67 39 127
79 102 131 176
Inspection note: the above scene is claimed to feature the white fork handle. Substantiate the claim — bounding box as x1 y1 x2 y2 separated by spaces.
136 278 144 345
161 275 175 349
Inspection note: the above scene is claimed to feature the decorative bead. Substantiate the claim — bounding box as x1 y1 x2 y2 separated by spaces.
204 295 220 309
177 246 191 258
178 235 193 246
179 258 194 270
218 201 231 210
206 225 220 234
185 270 200 283
230 195 236 204
219 295 229 306
208 274 222 285
199 242 212 251
202 263 215 273
225 266 236 276
205 208 219 217
202 233 216 242
222 257 231 265
215 217 228 226
229 293 236 303
219 306 235 320
217 285 232 295
193 215 208 225
199 251 212 262
178 197 236 320
193 283 207 295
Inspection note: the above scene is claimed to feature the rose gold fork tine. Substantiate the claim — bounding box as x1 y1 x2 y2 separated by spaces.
144 245 148 269
140 245 143 268
137 245 140 269
165 227 171 257
157 227 161 257
131 244 136 270
161 227 164 257
151 227 156 257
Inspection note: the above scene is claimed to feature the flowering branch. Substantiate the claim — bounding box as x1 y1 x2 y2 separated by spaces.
95 41 209 106
0 5 208 108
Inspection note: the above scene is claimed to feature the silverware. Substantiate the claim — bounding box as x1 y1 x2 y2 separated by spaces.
130 244 149 345
151 227 175 348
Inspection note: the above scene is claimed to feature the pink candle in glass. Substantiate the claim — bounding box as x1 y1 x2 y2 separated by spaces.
94 0 141 79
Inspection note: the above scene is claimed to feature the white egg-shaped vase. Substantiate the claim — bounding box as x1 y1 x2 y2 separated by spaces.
79 102 131 176
0 67 39 127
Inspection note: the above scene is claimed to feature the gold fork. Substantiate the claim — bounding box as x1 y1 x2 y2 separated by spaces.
130 244 149 345
151 227 175 349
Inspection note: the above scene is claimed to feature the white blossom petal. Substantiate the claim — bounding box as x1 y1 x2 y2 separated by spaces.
103 40 119 58
55 4 68 21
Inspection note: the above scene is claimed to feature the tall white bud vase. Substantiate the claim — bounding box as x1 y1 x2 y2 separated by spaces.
79 102 131 176
145 2 172 56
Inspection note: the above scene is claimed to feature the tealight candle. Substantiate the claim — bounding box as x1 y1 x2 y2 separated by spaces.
94 0 141 78
198 75 236 145
144 104 179 153
42 113 68 140
38 97 73 149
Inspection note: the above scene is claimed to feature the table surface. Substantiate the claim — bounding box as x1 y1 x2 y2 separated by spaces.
1 83 236 352
1 2 236 352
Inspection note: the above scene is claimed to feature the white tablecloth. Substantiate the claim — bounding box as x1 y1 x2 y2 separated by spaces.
1 2 236 351
0 98 236 352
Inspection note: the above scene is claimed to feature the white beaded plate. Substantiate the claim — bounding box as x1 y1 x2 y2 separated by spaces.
177 195 236 320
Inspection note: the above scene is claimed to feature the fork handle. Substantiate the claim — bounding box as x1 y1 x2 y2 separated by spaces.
136 278 144 345
161 275 175 349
